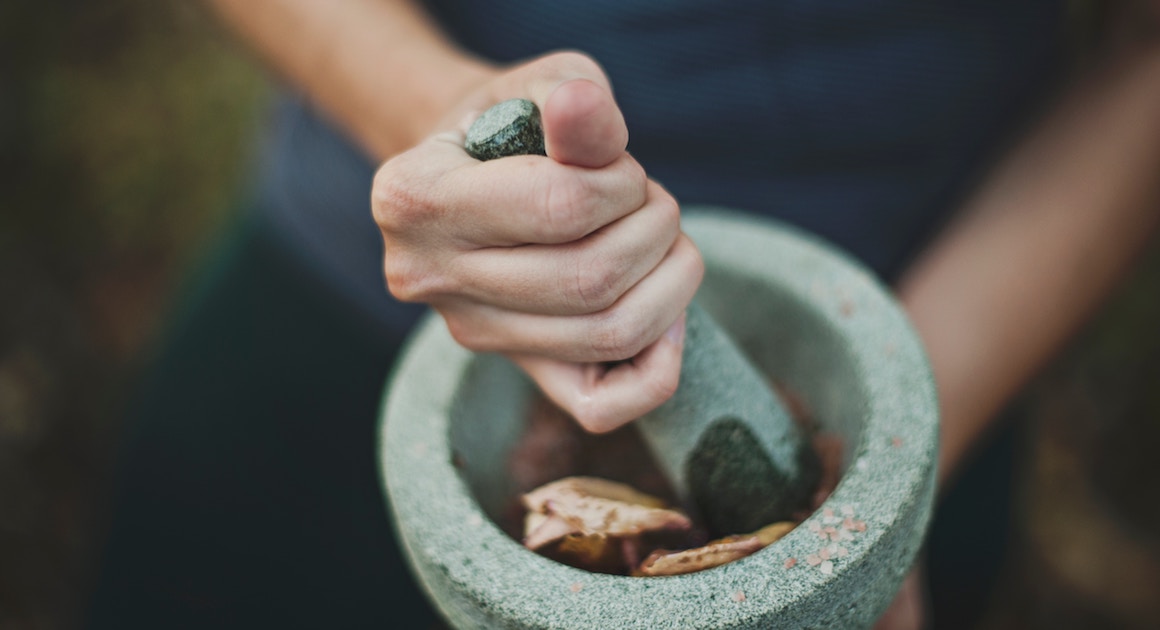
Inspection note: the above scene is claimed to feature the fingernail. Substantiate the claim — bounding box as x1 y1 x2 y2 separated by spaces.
665 313 686 346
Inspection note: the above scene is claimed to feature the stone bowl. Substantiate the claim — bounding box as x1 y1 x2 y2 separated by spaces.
379 209 939 629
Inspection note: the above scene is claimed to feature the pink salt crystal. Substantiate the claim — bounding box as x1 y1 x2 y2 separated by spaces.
823 508 834 519
784 557 797 569
570 583 583 593
842 517 856 530
820 560 834 575
806 554 822 566
733 591 746 603
819 547 832 561
891 437 903 448
837 546 849 558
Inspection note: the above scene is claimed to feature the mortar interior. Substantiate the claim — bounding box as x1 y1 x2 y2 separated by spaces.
447 260 869 539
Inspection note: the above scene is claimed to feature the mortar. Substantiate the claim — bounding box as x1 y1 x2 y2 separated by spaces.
379 208 939 629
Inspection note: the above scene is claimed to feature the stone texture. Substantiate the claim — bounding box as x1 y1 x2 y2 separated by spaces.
464 98 546 161
380 209 939 629
636 303 819 534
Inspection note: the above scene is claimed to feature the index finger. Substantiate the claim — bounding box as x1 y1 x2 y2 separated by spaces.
402 133 648 246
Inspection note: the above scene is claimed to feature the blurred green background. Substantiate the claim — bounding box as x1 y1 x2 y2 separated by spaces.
1 1 1157 629
1 2 268 627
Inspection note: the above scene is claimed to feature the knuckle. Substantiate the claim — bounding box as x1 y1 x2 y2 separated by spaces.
623 158 649 200
587 308 647 361
685 239 706 285
642 180 680 235
570 255 624 312
569 400 620 434
382 257 422 302
441 312 486 352
538 175 592 242
371 156 434 233
655 189 681 231
382 254 447 303
642 362 681 407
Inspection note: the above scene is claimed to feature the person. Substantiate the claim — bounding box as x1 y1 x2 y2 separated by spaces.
88 1 1160 628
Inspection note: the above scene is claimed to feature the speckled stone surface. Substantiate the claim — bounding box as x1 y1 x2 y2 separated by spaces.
637 302 818 534
380 209 939 629
464 98 546 161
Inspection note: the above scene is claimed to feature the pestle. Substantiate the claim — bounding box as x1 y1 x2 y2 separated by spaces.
465 99 818 534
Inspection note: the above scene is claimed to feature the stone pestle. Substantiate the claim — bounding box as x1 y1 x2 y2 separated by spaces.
465 99 818 534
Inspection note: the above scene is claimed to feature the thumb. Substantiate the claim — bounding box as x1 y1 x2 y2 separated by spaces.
541 77 628 168
494 52 628 168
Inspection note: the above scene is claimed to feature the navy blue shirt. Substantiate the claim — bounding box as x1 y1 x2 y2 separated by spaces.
259 0 1066 334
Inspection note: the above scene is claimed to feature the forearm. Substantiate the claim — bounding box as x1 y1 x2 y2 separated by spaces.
205 0 495 159
898 46 1160 488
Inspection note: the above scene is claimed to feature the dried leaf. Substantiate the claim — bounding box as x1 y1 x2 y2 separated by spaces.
522 477 691 539
521 476 695 573
552 533 623 572
522 478 801 576
523 513 581 550
523 477 668 510
636 535 765 576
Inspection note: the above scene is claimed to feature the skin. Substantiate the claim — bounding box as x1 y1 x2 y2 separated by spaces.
371 61 703 432
209 1 700 433
208 1 1160 627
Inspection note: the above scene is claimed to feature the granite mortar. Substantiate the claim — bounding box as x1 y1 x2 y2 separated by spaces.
380 209 939 628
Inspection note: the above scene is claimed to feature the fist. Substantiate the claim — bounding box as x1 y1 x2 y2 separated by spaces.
372 51 703 432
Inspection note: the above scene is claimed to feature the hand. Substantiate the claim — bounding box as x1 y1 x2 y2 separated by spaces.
874 565 926 630
372 51 703 433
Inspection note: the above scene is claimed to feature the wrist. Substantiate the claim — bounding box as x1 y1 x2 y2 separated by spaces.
207 0 504 161
394 55 499 151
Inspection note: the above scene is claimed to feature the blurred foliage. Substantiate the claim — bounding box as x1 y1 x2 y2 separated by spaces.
1 0 267 267
1 1 269 628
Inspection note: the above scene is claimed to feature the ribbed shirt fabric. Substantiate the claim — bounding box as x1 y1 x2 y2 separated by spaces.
258 0 1066 334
